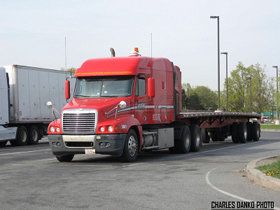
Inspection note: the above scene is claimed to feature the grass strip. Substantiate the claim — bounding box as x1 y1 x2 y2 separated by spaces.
258 160 280 179
261 124 280 130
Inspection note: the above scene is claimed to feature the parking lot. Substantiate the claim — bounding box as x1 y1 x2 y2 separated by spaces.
0 132 279 210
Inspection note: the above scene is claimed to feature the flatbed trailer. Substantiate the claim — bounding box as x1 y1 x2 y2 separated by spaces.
175 111 261 145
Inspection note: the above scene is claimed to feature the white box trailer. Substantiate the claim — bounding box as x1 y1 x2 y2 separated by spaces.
0 65 72 147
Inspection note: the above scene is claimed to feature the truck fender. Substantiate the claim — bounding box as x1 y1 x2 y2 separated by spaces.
115 116 143 147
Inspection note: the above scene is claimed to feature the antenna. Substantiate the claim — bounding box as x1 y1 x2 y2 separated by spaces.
150 32 153 57
64 36 67 70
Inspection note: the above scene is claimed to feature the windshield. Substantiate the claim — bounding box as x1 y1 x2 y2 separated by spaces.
74 77 133 98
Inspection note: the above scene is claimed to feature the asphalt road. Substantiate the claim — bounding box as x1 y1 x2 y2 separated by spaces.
0 132 279 210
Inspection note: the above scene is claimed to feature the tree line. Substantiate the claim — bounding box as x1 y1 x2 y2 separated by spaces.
182 62 279 114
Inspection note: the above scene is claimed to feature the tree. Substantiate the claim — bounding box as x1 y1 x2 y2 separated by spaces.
223 63 274 113
182 83 218 110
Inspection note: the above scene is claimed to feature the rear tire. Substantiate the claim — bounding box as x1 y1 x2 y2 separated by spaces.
251 122 260 141
11 126 28 146
231 123 239 143
246 122 253 141
210 130 226 142
175 126 191 153
0 141 7 147
190 125 201 152
238 123 247 143
122 129 138 162
27 126 40 145
204 130 211 143
56 154 74 162
201 128 210 143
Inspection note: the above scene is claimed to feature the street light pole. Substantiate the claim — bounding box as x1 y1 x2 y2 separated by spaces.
273 66 279 120
210 16 221 109
221 52 228 110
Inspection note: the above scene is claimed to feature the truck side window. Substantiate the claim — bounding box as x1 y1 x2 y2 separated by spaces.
136 78 146 96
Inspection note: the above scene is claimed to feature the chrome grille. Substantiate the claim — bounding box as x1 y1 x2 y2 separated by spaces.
62 110 97 134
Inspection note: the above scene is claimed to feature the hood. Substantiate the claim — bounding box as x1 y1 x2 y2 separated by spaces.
63 97 131 111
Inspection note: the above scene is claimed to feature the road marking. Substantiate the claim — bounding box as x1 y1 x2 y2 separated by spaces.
193 140 280 157
205 167 280 210
0 148 50 156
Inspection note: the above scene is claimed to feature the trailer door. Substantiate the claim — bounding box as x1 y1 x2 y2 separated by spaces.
0 68 9 124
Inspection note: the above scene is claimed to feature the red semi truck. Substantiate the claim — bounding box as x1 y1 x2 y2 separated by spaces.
47 49 261 162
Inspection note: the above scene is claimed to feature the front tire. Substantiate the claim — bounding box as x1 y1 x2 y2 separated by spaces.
122 130 138 162
56 154 74 162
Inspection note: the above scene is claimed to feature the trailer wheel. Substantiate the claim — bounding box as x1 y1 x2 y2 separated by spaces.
238 123 247 143
231 123 239 143
246 122 253 141
0 141 7 147
205 131 211 143
38 126 45 139
251 122 260 141
56 154 74 162
27 126 40 145
210 130 225 142
122 129 138 162
201 128 210 143
190 125 201 152
11 126 28 146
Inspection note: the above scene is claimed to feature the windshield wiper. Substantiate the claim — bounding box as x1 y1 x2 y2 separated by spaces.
74 95 92 98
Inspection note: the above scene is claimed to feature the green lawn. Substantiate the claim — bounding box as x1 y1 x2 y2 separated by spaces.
261 124 280 130
258 160 280 179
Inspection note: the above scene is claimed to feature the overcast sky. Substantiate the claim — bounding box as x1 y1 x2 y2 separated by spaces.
0 0 279 89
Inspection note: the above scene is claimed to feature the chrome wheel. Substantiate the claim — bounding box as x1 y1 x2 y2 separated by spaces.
123 130 138 162
128 135 137 157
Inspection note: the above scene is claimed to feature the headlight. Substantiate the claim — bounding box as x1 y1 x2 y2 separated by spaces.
108 126 114 132
56 127 60 132
50 127 55 133
100 126 105 132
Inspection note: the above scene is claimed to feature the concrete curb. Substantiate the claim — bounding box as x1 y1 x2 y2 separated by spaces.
261 129 280 132
246 156 280 191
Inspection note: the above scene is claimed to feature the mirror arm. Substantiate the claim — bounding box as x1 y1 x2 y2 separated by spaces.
114 106 119 120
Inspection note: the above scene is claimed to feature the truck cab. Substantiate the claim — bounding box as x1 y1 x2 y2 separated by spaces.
48 52 182 162
0 68 17 145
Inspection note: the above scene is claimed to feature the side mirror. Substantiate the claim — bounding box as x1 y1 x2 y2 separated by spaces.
147 77 155 98
65 80 70 100
46 101 53 108
46 101 59 119
118 101 127 109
